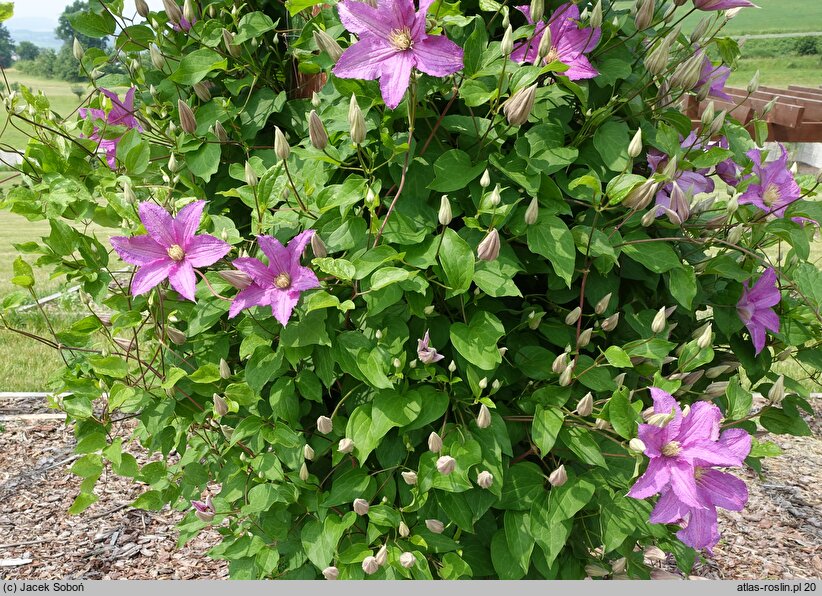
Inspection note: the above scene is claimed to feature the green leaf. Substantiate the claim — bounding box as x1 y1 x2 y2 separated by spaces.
667 266 697 310
0 3 13 22
450 311 505 370
89 355 128 378
132 490 165 511
473 259 521 297
429 150 485 192
593 121 630 171
68 10 115 38
313 257 355 281
69 492 99 515
439 229 475 295
603 346 632 368
622 235 682 273
607 390 638 440
491 529 525 579
170 49 228 85
559 427 607 467
760 408 811 436
301 512 357 569
527 216 575 286
532 407 564 456
504 510 535 573
11 256 34 288
725 377 752 420
186 139 222 182
234 11 277 43
370 267 411 291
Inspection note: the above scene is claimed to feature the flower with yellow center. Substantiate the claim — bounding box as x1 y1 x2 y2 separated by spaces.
274 272 291 289
661 441 681 457
388 27 414 51
167 244 185 261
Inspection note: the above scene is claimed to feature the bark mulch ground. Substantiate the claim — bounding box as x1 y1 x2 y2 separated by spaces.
0 393 819 580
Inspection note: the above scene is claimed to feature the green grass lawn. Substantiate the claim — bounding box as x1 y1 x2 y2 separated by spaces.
728 56 822 89
679 0 822 36
0 69 89 152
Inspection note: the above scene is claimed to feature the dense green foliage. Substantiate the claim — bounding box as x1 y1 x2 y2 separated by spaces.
0 0 820 581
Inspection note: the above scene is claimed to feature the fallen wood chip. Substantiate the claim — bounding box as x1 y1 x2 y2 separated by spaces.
0 558 33 566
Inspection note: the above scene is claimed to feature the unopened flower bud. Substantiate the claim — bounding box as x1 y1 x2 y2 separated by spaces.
594 293 612 315
768 375 785 405
348 94 366 144
222 29 241 57
218 270 252 290
338 438 355 453
428 432 443 452
313 29 343 62
166 326 186 345
447 360 456 373
304 444 315 460
136 0 150 18
438 195 452 226
322 566 339 580
213 393 228 416
436 455 456 475
399 521 410 537
274 127 290 160
477 404 491 428
192 81 211 103
601 312 620 332
530 0 544 23
697 324 713 349
559 366 574 387
634 0 655 30
362 556 379 575
178 100 197 134
590 0 603 28
644 546 666 562
629 438 646 453
726 7 744 19
503 84 537 126
480 169 491 188
628 129 643 159
586 564 610 578
552 352 569 374
123 182 137 204
641 208 657 227
299 462 310 481
477 229 500 261
182 0 195 23
565 307 581 325
163 0 183 25
213 120 228 143
524 197 539 225
308 110 328 150
488 184 501 207
477 470 494 489
374 544 388 566
401 471 417 485
317 415 333 434
651 306 668 333
645 38 670 76
73 38 84 61
353 498 370 515
612 557 627 575
578 327 593 348
576 392 594 417
646 412 674 427
243 161 258 187
425 519 444 534
548 464 567 487
399 551 415 568
536 26 553 61
478 377 488 390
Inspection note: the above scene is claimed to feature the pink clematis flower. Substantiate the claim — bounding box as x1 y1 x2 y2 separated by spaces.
229 230 320 326
628 388 746 509
332 0 464 109
648 132 715 220
110 201 231 302
511 3 600 80
738 144 802 217
417 330 445 364
693 0 757 10
737 267 780 355
696 55 732 101
192 496 215 523
649 428 750 552
79 88 141 170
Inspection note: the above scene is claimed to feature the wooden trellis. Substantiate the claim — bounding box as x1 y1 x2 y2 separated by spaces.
685 86 822 143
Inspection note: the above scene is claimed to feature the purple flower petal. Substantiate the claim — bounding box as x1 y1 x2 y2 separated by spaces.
677 402 721 446
168 260 197 301
334 37 395 81
287 230 316 269
669 459 703 509
649 488 687 524
716 428 752 463
131 259 174 296
628 457 671 499
379 50 414 109
414 35 465 78
110 235 167 265
185 234 231 268
233 257 275 287
289 267 320 292
271 289 301 327
676 506 719 551
257 236 292 275
693 0 757 10
174 200 205 246
337 0 394 39
138 202 176 248
698 469 748 511
229 284 270 318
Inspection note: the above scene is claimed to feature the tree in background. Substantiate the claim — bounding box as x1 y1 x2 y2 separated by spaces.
15 40 40 61
0 23 13 67
56 0 108 50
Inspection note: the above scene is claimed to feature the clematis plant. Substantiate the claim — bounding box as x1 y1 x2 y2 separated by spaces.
79 88 141 169
511 2 600 80
333 0 464 109
739 144 802 217
737 268 781 355
229 230 320 326
110 201 230 301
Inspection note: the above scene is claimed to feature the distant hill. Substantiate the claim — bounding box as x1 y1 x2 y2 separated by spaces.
6 17 62 51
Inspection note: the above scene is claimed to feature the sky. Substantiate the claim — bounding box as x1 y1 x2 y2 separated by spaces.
7 0 165 28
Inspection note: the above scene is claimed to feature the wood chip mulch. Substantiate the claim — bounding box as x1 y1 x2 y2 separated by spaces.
0 394 818 580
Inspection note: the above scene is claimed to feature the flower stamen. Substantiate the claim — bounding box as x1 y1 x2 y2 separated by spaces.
388 27 414 51
762 184 781 207
275 272 292 289
167 244 185 261
661 441 681 457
